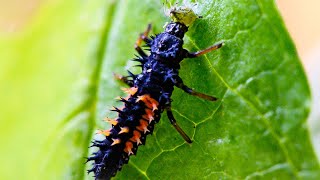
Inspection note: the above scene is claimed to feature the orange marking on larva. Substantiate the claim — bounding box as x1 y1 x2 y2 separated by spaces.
151 103 158 111
145 108 154 115
146 96 159 109
139 95 152 104
124 141 134 155
132 130 142 145
136 120 150 134
130 137 142 145
135 95 146 103
145 109 154 122
119 127 129 134
143 101 153 109
136 138 142 145
136 94 154 104
121 87 138 95
130 87 138 95
144 100 157 111
136 94 159 111
97 129 111 136
138 94 150 102
104 117 118 126
129 138 141 145
111 138 121 146
142 114 154 123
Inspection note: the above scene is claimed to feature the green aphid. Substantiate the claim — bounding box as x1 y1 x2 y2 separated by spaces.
169 6 200 26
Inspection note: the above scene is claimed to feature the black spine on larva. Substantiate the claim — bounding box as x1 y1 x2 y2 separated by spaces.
87 22 189 180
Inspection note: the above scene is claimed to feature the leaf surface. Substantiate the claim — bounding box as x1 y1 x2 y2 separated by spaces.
0 0 318 179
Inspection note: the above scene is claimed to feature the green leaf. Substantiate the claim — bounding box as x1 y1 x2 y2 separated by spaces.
97 0 320 179
1 0 319 179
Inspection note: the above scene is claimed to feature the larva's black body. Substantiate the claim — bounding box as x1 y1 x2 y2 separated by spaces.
87 21 222 179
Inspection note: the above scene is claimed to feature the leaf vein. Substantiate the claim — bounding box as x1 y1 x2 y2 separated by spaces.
186 36 299 177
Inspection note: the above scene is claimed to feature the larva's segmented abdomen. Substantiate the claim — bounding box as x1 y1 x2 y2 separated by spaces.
87 87 162 179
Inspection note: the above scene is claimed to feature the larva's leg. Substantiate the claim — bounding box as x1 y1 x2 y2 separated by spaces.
135 24 152 57
166 105 192 143
174 76 218 101
113 73 134 87
185 42 223 58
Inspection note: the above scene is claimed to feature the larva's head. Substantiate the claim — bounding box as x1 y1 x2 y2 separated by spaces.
169 6 199 26
164 22 188 38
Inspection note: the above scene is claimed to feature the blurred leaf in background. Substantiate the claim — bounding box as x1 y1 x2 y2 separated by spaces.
0 0 319 180
0 0 111 179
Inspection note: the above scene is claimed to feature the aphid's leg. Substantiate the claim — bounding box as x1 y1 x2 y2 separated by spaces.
174 76 218 101
186 42 223 58
166 105 192 143
113 73 134 87
135 24 152 57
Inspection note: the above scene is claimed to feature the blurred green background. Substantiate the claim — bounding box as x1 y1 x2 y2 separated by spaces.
0 0 319 179
0 0 110 179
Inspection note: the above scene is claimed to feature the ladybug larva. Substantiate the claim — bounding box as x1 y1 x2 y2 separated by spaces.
87 6 223 179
